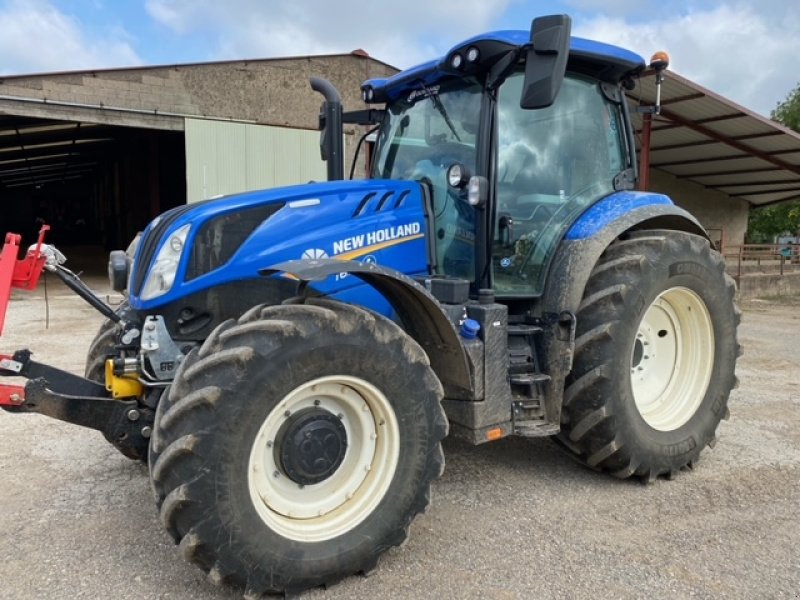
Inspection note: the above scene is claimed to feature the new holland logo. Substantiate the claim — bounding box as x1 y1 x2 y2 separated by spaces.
301 248 328 260
299 222 424 263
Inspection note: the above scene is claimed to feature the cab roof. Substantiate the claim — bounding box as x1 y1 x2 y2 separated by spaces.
363 30 645 103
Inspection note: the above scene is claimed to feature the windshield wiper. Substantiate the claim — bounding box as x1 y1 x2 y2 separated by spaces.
419 83 461 142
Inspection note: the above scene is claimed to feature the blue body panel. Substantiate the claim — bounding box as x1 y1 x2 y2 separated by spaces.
128 180 430 315
364 33 645 101
565 192 673 240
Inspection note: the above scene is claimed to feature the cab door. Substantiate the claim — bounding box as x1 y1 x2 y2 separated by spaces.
492 72 628 296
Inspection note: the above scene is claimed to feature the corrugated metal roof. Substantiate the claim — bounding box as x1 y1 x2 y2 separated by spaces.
629 70 800 206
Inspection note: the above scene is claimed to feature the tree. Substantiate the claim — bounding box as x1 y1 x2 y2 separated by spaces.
772 83 800 132
746 201 800 243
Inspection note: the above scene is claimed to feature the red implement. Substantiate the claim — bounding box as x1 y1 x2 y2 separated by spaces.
0 225 50 336
0 384 25 406
0 354 24 406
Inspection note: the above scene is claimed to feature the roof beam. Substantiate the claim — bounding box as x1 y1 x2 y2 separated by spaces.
1 167 96 185
730 187 800 197
0 139 114 164
0 160 97 177
715 178 800 188
674 166 780 179
652 153 749 167
647 131 784 150
658 107 800 176
3 174 86 189
651 139 720 152
649 112 748 133
751 194 800 207
660 92 705 106
0 124 116 149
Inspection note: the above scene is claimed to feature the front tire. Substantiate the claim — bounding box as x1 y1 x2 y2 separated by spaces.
84 303 127 382
148 299 446 596
559 230 740 481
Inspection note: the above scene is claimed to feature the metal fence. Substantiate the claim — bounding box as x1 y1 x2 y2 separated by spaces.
723 244 800 279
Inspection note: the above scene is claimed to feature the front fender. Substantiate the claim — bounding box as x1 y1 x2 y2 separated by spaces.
261 259 472 396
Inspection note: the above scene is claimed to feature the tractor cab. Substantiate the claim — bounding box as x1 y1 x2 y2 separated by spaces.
359 20 644 296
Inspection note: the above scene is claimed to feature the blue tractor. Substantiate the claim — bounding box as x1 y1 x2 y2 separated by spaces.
1 15 738 596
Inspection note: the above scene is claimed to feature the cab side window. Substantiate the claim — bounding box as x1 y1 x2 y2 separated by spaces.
493 72 627 295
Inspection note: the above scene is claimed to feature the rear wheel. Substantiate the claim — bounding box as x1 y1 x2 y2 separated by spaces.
559 230 740 481
148 299 446 596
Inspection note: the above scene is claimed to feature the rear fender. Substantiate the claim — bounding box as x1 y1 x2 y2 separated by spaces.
539 202 709 425
261 259 472 396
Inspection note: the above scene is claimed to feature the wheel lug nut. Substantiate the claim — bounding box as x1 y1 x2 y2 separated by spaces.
273 470 280 478
284 410 291 417
313 399 320 406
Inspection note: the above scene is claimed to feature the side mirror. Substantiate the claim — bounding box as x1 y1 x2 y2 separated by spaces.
520 14 572 109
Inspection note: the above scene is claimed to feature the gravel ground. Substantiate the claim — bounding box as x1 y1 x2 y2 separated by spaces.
0 279 798 600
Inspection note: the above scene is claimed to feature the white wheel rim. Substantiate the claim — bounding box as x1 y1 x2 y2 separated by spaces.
247 375 400 542
630 286 714 432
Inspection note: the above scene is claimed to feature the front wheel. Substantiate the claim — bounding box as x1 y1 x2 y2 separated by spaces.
559 230 740 481
148 299 446 596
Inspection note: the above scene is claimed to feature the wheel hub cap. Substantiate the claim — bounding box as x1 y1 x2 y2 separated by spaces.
276 408 347 485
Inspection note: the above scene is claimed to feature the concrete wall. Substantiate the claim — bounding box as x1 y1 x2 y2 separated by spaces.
737 272 800 299
649 169 749 249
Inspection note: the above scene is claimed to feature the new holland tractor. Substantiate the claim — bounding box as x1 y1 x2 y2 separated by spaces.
0 15 739 597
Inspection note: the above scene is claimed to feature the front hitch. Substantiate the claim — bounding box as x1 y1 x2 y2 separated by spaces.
0 351 153 459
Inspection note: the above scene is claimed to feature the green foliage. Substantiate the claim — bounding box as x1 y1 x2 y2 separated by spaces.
746 201 800 243
772 83 800 132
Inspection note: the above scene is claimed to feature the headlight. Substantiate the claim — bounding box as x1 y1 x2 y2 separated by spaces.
140 224 191 301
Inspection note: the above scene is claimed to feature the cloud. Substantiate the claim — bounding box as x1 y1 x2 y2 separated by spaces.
573 2 800 116
145 0 512 69
0 0 141 75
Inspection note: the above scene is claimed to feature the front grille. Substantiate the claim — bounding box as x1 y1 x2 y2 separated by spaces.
184 203 284 281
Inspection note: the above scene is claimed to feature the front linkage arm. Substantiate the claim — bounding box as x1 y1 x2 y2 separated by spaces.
1 351 153 459
0 226 153 459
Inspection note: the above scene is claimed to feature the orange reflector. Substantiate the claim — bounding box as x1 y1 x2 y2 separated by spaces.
485 427 503 442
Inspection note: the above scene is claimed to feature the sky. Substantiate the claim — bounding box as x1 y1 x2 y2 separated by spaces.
0 0 797 117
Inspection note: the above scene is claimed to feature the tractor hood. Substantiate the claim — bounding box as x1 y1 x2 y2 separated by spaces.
127 179 431 311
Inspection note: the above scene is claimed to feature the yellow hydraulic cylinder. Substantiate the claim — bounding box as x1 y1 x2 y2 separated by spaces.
104 359 144 399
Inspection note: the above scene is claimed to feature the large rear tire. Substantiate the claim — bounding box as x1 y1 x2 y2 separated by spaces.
559 230 740 481
148 299 446 596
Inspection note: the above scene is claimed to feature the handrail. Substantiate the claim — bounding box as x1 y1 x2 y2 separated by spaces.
722 243 800 279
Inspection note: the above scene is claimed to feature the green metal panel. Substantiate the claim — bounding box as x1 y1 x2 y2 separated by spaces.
185 118 326 203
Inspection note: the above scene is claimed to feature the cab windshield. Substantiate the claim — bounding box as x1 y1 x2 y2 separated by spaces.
372 80 482 279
